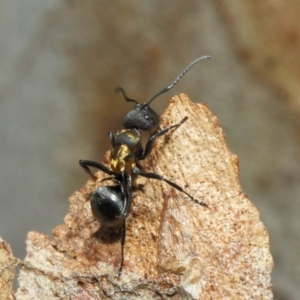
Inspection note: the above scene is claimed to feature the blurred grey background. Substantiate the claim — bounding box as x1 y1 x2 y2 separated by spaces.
1 1 300 298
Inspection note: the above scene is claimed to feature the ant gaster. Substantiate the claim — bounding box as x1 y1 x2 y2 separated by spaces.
79 55 212 275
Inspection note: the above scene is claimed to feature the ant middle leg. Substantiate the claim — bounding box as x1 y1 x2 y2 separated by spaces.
141 116 188 160
136 169 208 208
79 159 114 180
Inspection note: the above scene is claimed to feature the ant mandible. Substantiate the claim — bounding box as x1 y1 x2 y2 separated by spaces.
79 55 212 275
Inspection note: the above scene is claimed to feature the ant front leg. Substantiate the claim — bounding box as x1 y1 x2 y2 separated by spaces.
79 159 114 180
108 132 115 148
141 116 188 160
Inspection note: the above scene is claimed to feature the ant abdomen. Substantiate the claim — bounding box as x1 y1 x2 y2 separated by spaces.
90 185 124 227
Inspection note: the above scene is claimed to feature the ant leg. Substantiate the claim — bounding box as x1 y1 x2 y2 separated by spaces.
79 160 113 180
101 176 117 183
120 170 133 218
117 171 133 276
118 218 126 276
108 132 115 148
136 169 208 208
141 117 188 160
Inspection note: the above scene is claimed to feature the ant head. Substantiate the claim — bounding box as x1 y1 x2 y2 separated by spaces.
116 87 160 132
123 103 160 132
116 55 212 132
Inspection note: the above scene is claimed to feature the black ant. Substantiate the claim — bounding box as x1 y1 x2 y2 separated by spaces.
79 55 212 275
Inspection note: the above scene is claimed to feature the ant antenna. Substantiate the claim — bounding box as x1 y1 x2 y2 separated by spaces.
115 87 138 104
145 55 212 106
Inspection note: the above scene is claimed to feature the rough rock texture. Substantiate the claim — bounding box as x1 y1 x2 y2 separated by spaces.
0 237 18 300
16 95 273 299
